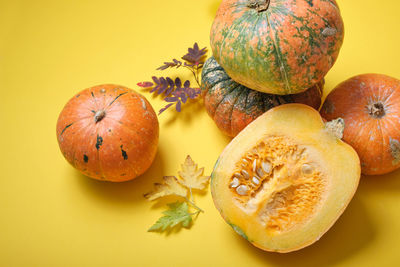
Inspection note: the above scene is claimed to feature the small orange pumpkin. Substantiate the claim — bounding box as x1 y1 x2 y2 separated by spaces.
321 74 400 175
56 84 159 182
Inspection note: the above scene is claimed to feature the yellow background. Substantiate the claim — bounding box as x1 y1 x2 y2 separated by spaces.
1 0 400 266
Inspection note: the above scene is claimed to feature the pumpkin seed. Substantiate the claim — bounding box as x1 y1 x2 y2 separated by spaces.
253 159 257 172
302 164 314 175
241 170 250 179
233 173 242 179
230 178 240 188
262 161 272 173
236 185 249 196
252 177 260 185
256 168 264 178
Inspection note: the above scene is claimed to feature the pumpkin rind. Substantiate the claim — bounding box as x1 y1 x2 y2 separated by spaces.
56 84 159 182
320 74 400 175
201 56 323 137
210 0 344 94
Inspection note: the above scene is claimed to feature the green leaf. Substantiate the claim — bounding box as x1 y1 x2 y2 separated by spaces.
148 202 192 232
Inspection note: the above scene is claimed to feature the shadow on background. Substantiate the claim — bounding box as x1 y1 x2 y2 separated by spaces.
229 195 375 267
163 99 206 126
359 168 400 192
73 148 165 207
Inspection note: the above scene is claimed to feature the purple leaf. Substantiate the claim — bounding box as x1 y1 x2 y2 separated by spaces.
150 85 159 93
166 77 174 87
182 43 208 65
176 100 182 112
152 76 160 85
158 77 168 94
159 103 174 115
165 96 179 102
184 80 190 89
156 59 182 70
181 94 188 104
175 78 182 89
137 82 153 88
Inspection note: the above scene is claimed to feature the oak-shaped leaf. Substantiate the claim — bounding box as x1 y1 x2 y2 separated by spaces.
148 202 192 232
144 176 187 201
178 155 210 190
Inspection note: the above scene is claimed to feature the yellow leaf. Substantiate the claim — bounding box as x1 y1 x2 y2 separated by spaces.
178 155 210 190
144 176 187 201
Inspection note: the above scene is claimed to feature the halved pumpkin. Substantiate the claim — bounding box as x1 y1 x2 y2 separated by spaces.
211 104 360 252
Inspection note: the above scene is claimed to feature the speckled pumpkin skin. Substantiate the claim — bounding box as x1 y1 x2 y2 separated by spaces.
56 84 159 182
202 56 323 137
321 74 400 175
210 0 344 95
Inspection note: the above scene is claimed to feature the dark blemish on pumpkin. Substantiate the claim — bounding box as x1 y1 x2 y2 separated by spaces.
120 145 128 160
95 135 103 150
390 138 400 165
83 154 89 163
60 123 73 135
91 110 96 114
108 129 112 132
305 0 314 7
324 101 335 114
108 92 128 106
361 162 367 167
76 94 80 98
120 173 126 176
91 92 95 98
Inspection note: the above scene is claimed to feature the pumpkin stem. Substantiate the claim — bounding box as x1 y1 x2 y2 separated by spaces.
325 118 345 139
247 0 270 12
367 102 385 118
94 110 106 123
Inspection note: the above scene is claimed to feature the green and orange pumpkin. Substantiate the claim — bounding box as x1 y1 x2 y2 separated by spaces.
321 74 400 175
56 84 159 182
210 0 344 95
201 56 323 137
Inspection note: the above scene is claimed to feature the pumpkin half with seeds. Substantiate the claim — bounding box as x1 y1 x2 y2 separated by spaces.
211 104 360 252
56 84 159 182
201 56 323 137
210 0 344 95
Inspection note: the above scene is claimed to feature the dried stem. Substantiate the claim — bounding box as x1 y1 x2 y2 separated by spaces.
248 0 270 12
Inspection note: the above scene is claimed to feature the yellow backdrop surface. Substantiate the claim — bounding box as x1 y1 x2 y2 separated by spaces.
1 0 400 266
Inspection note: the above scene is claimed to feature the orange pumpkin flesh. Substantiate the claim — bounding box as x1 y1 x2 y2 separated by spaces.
56 84 159 182
321 74 400 175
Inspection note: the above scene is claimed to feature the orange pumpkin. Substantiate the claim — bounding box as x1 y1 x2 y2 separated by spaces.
320 74 400 175
56 84 159 182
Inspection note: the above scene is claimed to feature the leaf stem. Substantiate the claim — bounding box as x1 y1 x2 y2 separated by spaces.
184 66 201 88
189 187 194 202
189 210 201 216
184 196 204 213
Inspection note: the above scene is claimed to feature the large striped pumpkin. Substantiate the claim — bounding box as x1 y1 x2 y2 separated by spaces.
210 0 344 95
202 56 323 137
